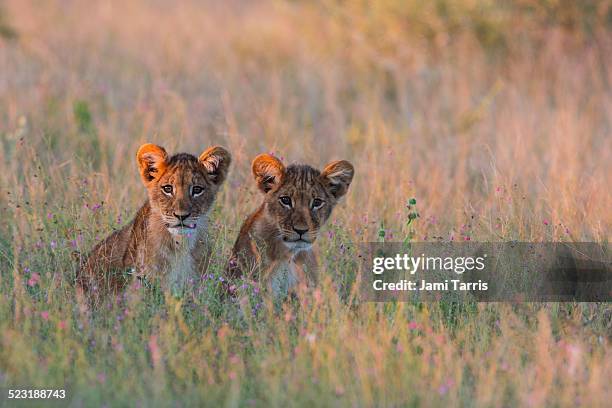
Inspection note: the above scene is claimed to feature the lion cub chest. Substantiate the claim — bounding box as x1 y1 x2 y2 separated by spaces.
268 249 315 296
162 232 200 295
269 259 299 297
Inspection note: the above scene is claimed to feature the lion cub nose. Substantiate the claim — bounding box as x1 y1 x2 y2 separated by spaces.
174 212 191 222
293 227 308 236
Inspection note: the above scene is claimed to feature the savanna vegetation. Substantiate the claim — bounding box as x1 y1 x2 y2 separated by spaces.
0 1 610 406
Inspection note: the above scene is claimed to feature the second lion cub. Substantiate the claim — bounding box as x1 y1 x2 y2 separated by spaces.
229 153 354 295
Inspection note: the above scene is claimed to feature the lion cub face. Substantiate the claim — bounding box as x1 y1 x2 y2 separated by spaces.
251 154 354 251
136 143 231 235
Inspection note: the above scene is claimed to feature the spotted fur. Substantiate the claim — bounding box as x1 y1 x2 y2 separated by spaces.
77 143 231 302
229 154 354 295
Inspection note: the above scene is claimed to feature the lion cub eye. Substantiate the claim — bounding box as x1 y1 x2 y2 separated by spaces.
161 185 173 195
279 196 292 208
192 186 204 197
312 198 325 210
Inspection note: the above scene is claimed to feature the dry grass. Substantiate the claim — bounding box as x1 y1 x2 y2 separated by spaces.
0 0 610 406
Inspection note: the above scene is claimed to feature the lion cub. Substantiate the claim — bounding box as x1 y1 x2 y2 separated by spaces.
229 154 354 296
77 143 231 299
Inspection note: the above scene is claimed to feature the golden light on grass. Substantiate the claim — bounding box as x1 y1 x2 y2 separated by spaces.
0 0 610 406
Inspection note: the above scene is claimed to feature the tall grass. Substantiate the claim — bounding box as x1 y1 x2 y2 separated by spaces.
0 1 610 406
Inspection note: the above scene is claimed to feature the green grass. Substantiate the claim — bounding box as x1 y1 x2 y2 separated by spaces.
0 0 610 406
0 191 609 406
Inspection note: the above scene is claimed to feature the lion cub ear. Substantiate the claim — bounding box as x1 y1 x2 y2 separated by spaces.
199 146 232 185
136 143 168 185
252 154 285 193
321 160 354 199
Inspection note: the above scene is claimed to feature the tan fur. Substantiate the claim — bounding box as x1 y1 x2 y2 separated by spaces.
77 143 231 302
229 154 354 296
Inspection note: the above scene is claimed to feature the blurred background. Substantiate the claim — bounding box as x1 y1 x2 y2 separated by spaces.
0 0 610 243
